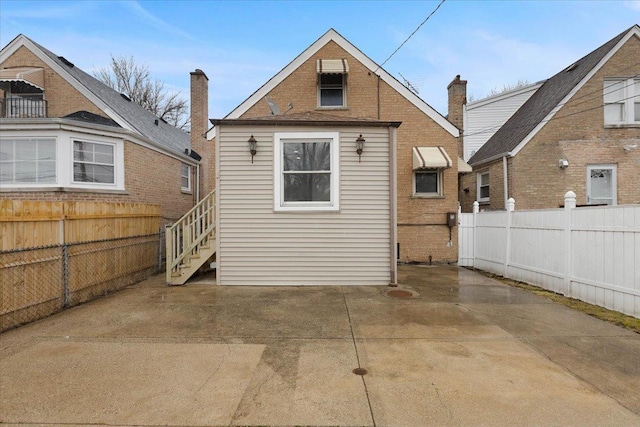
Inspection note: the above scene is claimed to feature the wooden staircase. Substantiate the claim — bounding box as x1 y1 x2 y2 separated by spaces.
166 190 216 285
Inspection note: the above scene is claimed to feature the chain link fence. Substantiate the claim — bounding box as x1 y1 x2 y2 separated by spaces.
1 231 165 332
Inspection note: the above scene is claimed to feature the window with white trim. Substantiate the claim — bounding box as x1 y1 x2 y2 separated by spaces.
414 169 442 196
0 137 56 184
604 78 640 125
319 74 346 107
477 171 489 202
181 163 191 191
73 140 115 184
274 132 340 211
587 164 617 205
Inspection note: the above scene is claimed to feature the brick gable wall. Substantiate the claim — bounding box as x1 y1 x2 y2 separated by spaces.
239 41 460 262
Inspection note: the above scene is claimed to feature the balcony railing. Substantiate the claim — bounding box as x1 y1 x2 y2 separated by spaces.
0 96 47 118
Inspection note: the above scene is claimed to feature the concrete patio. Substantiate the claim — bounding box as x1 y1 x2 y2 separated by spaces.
1 264 639 426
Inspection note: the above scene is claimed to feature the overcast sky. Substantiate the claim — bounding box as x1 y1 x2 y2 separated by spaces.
1 0 639 118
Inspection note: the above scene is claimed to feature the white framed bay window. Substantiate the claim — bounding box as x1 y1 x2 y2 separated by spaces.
274 132 340 211
0 130 124 191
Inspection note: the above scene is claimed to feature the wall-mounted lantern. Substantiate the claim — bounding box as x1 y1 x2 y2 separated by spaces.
356 134 365 162
248 135 257 163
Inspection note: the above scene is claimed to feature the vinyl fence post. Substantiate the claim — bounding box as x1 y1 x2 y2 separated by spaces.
563 191 576 297
472 201 479 268
504 198 515 278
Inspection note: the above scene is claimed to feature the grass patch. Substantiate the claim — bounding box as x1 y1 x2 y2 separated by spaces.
468 268 640 334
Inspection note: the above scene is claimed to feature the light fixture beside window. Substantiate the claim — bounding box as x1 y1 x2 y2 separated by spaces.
356 134 365 162
248 135 257 163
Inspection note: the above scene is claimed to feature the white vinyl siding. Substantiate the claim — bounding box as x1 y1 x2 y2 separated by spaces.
217 125 391 285
463 83 542 160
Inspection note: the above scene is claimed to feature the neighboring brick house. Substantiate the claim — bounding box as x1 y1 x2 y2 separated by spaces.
206 29 464 263
459 25 640 212
0 34 200 223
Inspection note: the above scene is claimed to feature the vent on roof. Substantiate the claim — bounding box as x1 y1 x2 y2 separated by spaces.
565 62 578 72
58 56 74 68
120 93 131 102
154 119 159 126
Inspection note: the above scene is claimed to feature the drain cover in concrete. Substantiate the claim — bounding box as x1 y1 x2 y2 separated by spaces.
387 289 414 298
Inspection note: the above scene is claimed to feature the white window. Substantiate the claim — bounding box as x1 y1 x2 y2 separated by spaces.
414 169 442 196
319 74 346 108
604 78 640 125
477 171 489 202
587 164 617 205
0 137 56 184
181 164 191 191
73 140 115 184
274 132 340 211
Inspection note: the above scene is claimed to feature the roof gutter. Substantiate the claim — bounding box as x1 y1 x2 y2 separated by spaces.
469 151 513 168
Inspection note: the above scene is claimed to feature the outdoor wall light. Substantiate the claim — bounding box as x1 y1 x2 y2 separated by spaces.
356 134 365 162
248 135 257 163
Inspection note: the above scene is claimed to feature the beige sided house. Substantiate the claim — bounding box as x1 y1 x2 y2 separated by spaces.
211 113 400 286
0 34 200 223
459 25 640 212
208 28 465 264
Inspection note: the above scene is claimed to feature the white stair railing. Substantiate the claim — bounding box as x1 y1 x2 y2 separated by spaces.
166 190 216 284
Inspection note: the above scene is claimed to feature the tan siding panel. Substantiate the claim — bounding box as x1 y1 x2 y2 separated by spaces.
218 125 391 285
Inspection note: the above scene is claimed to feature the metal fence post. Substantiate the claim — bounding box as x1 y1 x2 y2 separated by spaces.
62 243 69 307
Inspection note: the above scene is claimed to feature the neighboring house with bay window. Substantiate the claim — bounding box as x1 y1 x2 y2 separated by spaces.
0 34 199 223
459 25 640 212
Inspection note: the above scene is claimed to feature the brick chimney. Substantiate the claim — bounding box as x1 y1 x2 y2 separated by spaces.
447 75 467 158
190 69 210 198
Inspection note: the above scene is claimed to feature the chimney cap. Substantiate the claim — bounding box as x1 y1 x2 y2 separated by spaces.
447 74 467 90
191 69 209 80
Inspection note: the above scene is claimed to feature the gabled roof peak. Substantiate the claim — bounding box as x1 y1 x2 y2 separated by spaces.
224 28 459 137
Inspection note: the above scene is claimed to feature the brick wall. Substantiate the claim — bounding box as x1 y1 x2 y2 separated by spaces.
190 69 215 196
239 41 460 262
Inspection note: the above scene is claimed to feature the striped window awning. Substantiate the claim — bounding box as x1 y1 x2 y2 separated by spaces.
458 156 472 173
412 146 452 170
0 67 44 90
317 59 349 74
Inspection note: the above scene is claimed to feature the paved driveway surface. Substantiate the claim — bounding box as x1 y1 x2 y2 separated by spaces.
1 265 639 426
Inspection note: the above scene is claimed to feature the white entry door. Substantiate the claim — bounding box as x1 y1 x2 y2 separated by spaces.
587 164 617 205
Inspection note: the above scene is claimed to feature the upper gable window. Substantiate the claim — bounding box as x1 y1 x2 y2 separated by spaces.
317 59 348 108
604 78 640 125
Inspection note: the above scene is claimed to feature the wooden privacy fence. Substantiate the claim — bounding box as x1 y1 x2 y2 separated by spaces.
0 200 162 331
458 192 640 318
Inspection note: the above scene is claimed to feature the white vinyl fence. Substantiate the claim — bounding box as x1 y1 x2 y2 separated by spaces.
459 192 639 318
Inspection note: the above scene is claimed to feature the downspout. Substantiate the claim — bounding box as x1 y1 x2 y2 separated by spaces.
377 75 381 120
503 156 509 209
389 126 398 285
196 162 200 203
